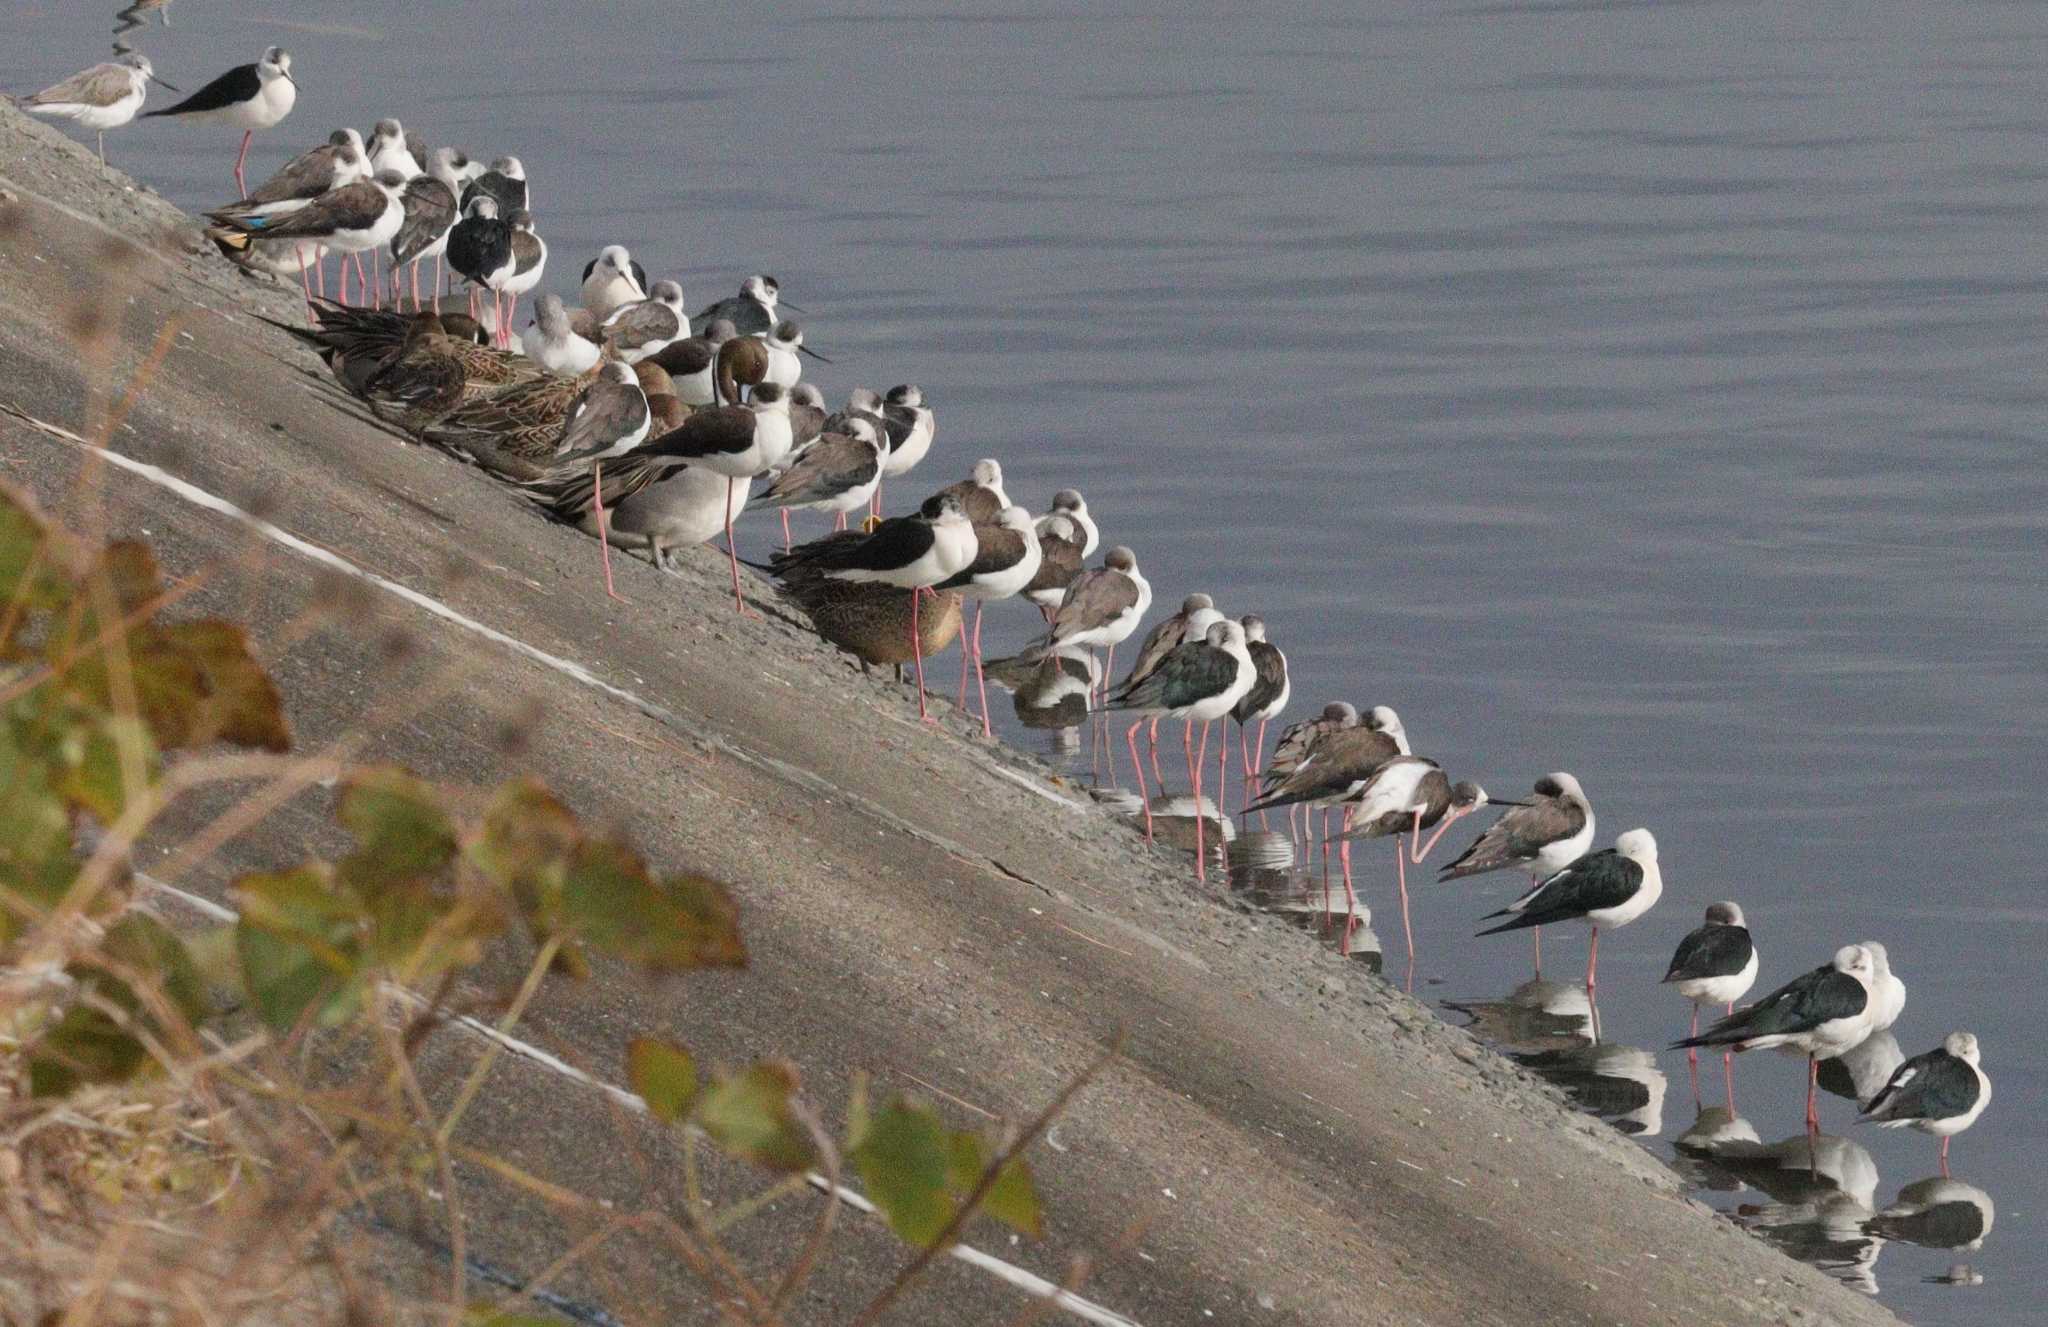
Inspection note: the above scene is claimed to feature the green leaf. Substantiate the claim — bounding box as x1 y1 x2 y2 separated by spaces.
559 844 747 972
850 1098 954 1247
27 1001 146 1097
27 915 208 1097
0 483 72 655
0 713 76 918
978 1152 1043 1239
336 766 456 889
466 779 581 924
626 1037 698 1124
101 913 209 1026
698 1061 816 1172
56 709 157 824
234 864 364 1031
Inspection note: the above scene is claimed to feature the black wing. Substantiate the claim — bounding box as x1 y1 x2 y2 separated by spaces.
144 61 258 116
644 405 753 463
936 525 1026 588
1234 640 1286 721
1862 1049 1978 1124
1106 640 1239 712
1664 923 1753 983
1678 963 1865 1048
1477 848 1641 932
447 217 512 283
791 516 934 575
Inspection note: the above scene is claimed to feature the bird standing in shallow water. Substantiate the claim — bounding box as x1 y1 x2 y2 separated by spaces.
1438 771 1595 974
1330 757 1503 969
143 47 296 199
1859 1032 1991 1177
934 505 1042 738
1663 901 1759 1108
1101 620 1256 881
1677 943 1878 1143
1477 827 1664 992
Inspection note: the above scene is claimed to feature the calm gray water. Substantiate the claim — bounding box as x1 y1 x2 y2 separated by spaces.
5 1 2044 1319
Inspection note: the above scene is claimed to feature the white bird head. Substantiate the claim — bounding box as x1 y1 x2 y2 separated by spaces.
1535 771 1587 805
1103 546 1138 574
649 280 685 311
261 47 293 81
998 505 1035 535
1704 901 1746 927
1833 944 1875 982
1615 827 1658 862
1943 1031 1981 1065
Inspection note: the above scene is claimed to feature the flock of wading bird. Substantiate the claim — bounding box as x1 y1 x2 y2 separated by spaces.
12 39 1990 1177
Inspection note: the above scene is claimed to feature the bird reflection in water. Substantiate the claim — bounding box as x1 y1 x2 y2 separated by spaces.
1441 978 1667 1135
1228 831 1382 974
1867 1177 1994 1254
1688 1133 1883 1294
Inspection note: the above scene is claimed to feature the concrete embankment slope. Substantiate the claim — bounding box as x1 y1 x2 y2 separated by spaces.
0 103 1894 1327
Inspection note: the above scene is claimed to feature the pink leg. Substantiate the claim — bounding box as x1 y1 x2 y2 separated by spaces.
956 602 976 707
1392 823 1409 958
725 478 756 616
1722 1001 1737 1110
592 464 623 602
1533 922 1543 976
1103 645 1117 703
1585 927 1599 991
296 248 315 321
371 248 382 310
1148 717 1165 794
410 260 422 313
354 253 370 305
1337 806 1356 956
315 257 325 300
233 128 253 199
1126 720 1153 841
1319 808 1332 924
1253 719 1270 826
1192 721 1210 882
1805 1057 1820 1132
1184 722 1203 881
1216 721 1230 872
834 510 847 533
1939 1136 1951 1178
340 253 353 306
910 588 933 722
433 254 443 315
1687 1007 1700 1068
972 609 992 738
780 508 792 552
